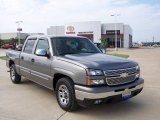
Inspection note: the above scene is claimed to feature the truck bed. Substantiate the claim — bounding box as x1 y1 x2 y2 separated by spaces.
6 49 21 69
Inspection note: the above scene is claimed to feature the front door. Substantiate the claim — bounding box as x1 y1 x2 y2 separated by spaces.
29 38 52 89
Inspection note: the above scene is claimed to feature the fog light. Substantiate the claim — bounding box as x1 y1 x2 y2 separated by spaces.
94 99 103 104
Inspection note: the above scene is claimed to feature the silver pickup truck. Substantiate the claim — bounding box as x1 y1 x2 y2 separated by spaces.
6 35 144 111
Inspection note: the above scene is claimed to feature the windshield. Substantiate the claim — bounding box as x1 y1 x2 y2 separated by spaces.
51 37 101 56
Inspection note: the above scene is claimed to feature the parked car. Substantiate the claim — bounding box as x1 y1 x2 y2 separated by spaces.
152 44 159 47
6 35 144 111
1 44 16 49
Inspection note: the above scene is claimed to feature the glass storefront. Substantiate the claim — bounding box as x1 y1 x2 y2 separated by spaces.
102 35 124 48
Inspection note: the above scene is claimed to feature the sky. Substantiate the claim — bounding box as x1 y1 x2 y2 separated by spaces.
0 0 160 42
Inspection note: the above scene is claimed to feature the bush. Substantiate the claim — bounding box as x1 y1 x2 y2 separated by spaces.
109 53 129 58
100 38 108 53
0 38 18 46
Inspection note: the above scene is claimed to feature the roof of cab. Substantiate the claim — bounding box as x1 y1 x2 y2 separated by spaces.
27 35 87 39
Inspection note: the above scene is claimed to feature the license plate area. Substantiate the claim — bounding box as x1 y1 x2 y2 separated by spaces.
122 89 132 100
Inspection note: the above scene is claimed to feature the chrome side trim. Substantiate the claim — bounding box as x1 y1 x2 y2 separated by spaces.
15 64 20 68
30 69 52 81
20 66 30 73
24 76 53 90
31 72 49 80
17 65 52 80
75 84 143 100
20 69 30 73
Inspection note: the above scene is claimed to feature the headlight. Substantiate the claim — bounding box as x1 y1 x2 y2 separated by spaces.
135 65 140 79
135 73 140 79
87 69 104 76
86 79 105 85
86 69 105 85
91 79 105 85
136 65 140 71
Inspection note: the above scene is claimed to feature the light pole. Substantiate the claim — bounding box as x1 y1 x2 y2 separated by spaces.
16 21 23 45
110 14 120 51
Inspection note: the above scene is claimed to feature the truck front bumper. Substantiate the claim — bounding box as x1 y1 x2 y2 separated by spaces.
75 78 144 101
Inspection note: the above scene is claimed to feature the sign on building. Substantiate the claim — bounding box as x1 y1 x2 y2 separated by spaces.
106 30 120 35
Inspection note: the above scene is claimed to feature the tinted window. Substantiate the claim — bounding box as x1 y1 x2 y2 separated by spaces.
35 39 49 53
51 37 100 56
23 39 36 54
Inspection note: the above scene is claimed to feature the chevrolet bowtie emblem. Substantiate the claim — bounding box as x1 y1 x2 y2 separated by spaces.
120 73 128 77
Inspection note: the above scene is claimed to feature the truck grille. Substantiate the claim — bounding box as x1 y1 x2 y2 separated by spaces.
105 67 137 77
105 67 138 86
106 73 136 85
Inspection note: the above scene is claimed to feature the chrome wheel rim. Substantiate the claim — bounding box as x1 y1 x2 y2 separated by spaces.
58 84 69 106
11 67 15 81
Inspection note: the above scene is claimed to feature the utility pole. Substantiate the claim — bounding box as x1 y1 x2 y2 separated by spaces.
16 21 23 45
111 14 120 51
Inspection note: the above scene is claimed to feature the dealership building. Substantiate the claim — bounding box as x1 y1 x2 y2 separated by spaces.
47 21 133 48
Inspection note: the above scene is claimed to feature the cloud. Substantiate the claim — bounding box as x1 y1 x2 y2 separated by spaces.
0 0 159 42
118 4 160 42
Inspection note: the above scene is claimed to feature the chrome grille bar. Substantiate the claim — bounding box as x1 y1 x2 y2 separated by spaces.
105 67 138 85
106 73 136 86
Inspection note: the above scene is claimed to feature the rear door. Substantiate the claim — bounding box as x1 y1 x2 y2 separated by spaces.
19 37 37 78
29 37 52 89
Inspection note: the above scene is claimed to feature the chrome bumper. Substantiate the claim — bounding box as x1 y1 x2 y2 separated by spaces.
75 83 143 101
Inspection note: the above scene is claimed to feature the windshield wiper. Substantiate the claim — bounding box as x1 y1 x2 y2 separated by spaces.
82 51 98 53
59 51 98 55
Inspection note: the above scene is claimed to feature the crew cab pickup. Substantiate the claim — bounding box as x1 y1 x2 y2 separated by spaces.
6 35 144 111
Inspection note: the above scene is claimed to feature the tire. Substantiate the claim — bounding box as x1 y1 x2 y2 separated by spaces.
56 77 78 111
10 64 21 84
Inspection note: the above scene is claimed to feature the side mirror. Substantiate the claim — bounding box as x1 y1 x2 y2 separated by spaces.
35 49 50 58
100 49 106 54
17 44 23 51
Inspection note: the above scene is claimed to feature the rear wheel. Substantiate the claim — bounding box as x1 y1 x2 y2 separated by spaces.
10 64 21 84
56 77 78 111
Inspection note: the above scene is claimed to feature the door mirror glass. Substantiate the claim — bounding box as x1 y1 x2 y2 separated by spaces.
17 44 23 51
35 49 48 56
100 49 106 54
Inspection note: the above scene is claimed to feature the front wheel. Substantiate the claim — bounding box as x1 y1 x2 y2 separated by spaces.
10 64 21 84
56 77 78 111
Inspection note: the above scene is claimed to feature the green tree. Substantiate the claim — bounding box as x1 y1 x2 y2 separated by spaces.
10 38 18 45
0 39 2 46
100 38 107 53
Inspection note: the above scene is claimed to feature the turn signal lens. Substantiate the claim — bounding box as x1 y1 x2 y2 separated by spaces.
86 79 91 85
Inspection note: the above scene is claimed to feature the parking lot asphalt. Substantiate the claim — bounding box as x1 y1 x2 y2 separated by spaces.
0 48 160 120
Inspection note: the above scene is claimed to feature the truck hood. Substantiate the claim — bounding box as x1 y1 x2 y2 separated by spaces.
60 53 138 70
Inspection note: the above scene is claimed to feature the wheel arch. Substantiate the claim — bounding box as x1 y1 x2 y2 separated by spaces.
53 73 74 90
9 60 15 67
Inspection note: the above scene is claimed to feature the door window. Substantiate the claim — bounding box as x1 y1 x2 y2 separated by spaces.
35 38 49 53
23 39 36 54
